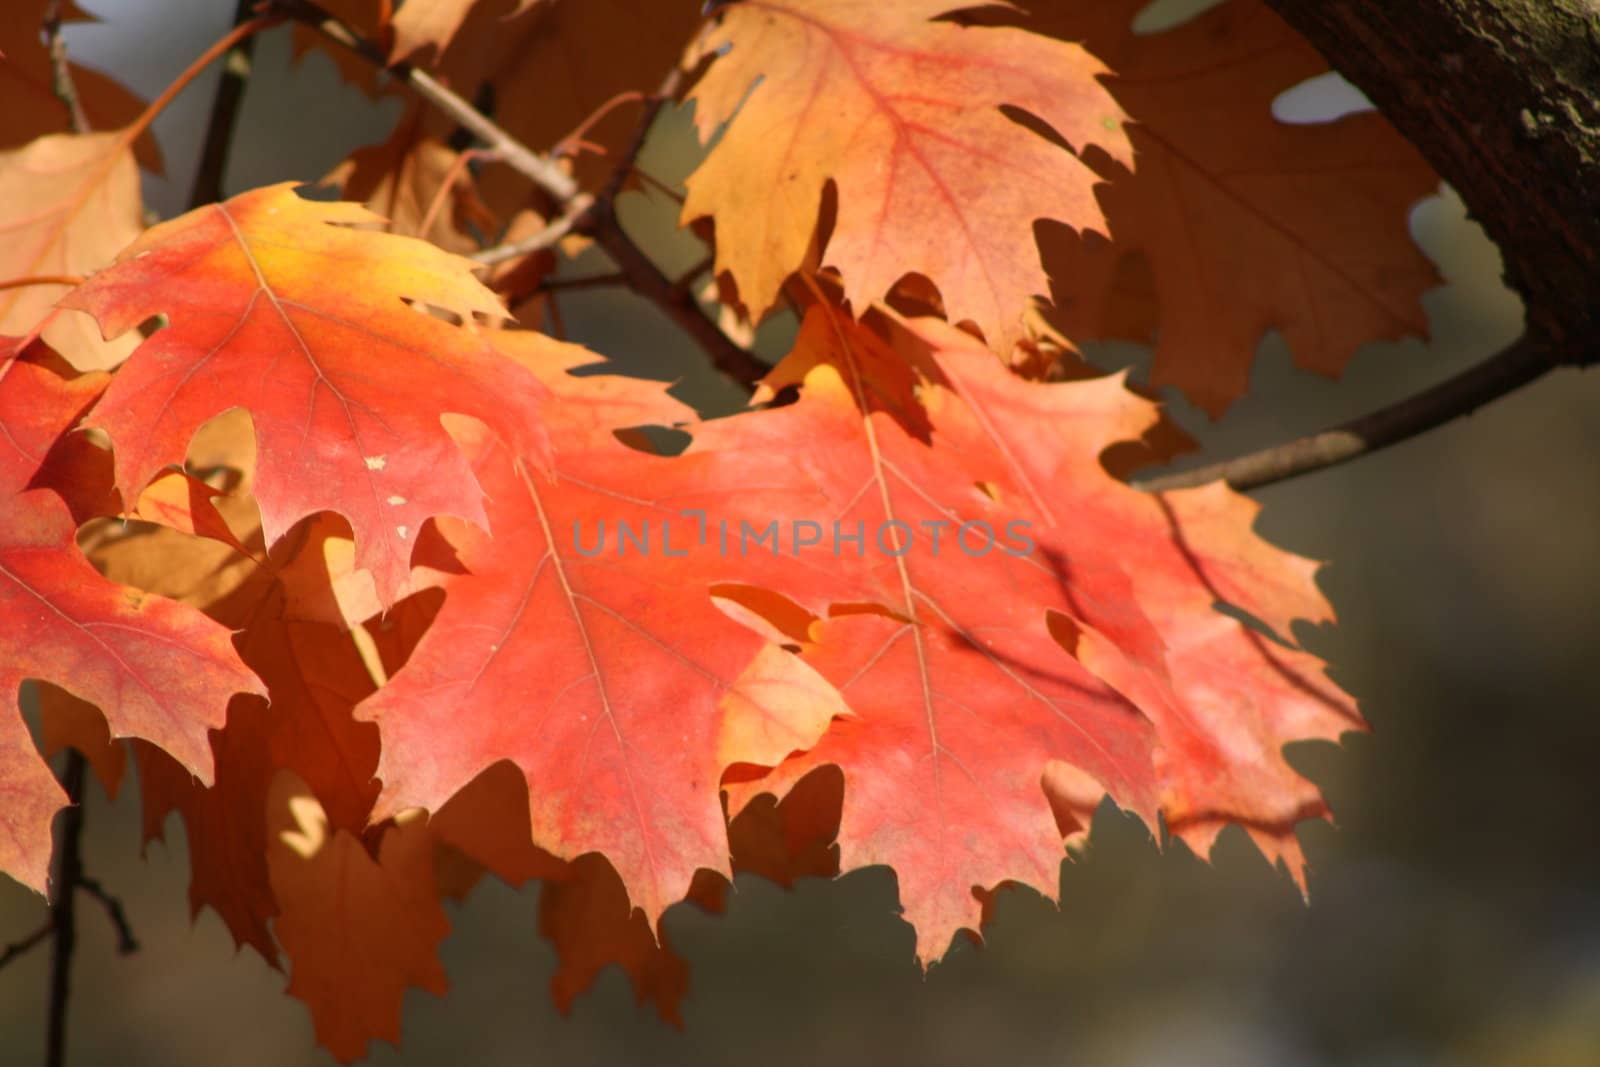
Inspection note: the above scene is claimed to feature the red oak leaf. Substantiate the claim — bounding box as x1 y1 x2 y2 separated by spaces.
356 331 848 924
62 183 552 606
682 0 1132 352
0 346 263 895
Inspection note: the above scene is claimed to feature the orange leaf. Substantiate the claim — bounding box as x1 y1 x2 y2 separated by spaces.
717 302 1360 959
891 315 1365 882
682 0 1131 351
391 0 539 61
712 305 1167 961
267 774 449 1064
0 346 263 895
1033 0 1440 415
37 685 126 800
323 112 496 256
63 183 553 605
0 132 144 371
356 332 848 924
130 470 252 555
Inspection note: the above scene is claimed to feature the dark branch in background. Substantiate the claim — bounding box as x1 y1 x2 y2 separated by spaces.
45 753 85 1067
578 64 770 386
1137 0 1600 491
273 0 766 388
1134 337 1562 492
189 0 261 208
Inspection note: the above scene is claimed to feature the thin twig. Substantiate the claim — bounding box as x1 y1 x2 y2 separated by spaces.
535 272 627 293
77 878 139 956
189 0 261 207
0 275 86 293
274 0 577 202
1133 336 1567 492
282 0 765 387
571 64 766 385
587 212 767 385
42 0 90 133
471 192 594 267
0 923 53 971
46 751 86 1067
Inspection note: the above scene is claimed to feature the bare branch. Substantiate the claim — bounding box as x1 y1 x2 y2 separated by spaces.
1133 336 1564 492
278 0 766 388
274 0 578 203
46 751 85 1067
0 923 52 971
471 193 594 267
532 272 628 293
42 0 90 134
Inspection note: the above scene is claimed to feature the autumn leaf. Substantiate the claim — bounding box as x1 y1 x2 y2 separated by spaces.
82 417 386 959
267 773 450 1064
423 761 698 1023
324 110 497 256
710 304 1170 961
0 132 144 371
1027 0 1440 415
37 685 127 800
715 302 1360 958
356 330 848 924
681 0 1131 352
0 345 263 895
63 183 553 605
888 314 1365 879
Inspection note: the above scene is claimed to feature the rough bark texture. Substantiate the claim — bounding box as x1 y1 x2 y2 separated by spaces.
1268 0 1600 362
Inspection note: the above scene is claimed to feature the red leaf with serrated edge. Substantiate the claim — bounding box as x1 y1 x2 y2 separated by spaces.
0 346 263 894
718 302 1359 959
712 305 1165 961
62 183 551 606
895 316 1364 882
682 0 1131 352
357 331 849 924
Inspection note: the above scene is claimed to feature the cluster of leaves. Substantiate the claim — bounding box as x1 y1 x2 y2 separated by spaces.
1 0 1439 1059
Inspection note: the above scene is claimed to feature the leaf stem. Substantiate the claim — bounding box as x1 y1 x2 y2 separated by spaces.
0 276 87 294
0 923 53 971
127 14 282 153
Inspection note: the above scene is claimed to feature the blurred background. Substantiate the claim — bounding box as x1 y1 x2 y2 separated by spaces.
3 2 1598 1064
